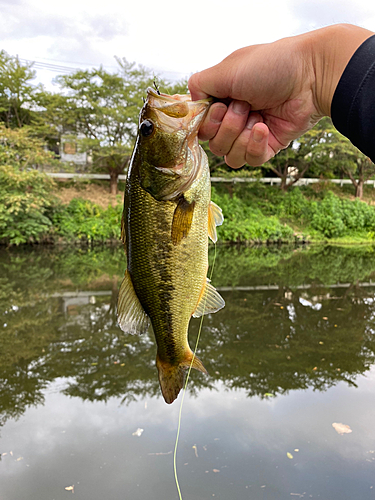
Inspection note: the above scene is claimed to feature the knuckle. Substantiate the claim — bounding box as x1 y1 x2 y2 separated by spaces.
209 140 229 157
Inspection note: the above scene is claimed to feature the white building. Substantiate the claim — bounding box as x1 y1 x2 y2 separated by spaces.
59 133 90 166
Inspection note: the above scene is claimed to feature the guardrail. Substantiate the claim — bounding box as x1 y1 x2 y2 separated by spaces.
45 172 375 187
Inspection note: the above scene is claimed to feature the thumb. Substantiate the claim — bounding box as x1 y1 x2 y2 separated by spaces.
188 63 232 101
188 72 210 101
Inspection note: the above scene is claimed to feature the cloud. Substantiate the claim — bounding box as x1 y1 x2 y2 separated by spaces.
0 6 127 42
0 3 128 70
290 0 374 32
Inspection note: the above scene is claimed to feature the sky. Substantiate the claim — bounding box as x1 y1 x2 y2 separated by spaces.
1 0 375 91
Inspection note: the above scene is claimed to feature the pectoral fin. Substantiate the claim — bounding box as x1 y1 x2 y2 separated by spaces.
171 197 195 246
208 201 224 243
117 270 150 334
192 278 225 318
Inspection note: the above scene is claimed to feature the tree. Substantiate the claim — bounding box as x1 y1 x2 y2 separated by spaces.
345 156 375 199
0 51 41 128
0 125 58 245
0 125 57 169
264 138 313 191
49 59 178 194
263 119 340 190
307 118 375 198
265 117 375 196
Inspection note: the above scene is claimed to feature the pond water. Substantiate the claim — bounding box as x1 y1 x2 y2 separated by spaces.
1 244 375 500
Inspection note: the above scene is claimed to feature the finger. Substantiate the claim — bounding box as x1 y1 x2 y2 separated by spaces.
224 113 263 169
188 65 233 101
245 123 276 166
198 102 227 141
188 72 210 100
208 100 251 157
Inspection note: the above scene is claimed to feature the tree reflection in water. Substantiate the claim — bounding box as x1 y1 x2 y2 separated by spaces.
1 244 375 428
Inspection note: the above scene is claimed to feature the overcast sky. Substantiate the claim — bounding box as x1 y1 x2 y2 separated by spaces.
1 0 375 91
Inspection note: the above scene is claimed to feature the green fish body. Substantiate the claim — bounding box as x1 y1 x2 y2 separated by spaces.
117 88 224 404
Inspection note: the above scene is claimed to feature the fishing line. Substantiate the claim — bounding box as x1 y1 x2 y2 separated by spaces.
173 243 218 500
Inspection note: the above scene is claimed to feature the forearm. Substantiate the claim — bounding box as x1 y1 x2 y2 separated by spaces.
302 24 374 117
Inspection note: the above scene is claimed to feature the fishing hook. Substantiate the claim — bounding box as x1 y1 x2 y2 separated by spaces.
153 80 161 95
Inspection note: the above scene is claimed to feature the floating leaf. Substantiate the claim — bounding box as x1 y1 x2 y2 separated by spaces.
65 485 74 492
332 422 352 435
147 451 172 456
132 428 144 437
287 452 293 459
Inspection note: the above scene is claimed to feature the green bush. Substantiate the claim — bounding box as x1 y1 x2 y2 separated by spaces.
0 165 55 245
212 189 294 242
276 188 311 221
308 191 375 238
341 198 375 231
212 183 375 242
310 192 346 238
52 198 122 243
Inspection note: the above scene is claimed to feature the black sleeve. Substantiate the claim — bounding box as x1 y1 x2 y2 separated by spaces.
331 34 375 162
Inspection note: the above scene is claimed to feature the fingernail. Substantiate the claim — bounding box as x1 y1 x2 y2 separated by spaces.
246 115 258 130
252 128 264 143
210 105 227 124
232 100 250 115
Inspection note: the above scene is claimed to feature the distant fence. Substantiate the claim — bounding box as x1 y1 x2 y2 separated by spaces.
51 281 375 297
45 172 375 187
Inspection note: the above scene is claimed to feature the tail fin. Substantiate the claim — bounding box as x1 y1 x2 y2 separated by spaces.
156 351 207 404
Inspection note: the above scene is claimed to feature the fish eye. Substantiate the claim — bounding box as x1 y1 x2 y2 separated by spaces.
140 119 154 137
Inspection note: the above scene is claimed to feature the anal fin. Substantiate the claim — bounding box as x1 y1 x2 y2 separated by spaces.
117 269 150 334
192 278 225 318
208 201 224 243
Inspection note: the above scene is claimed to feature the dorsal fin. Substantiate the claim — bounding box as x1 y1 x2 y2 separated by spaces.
192 278 225 318
117 270 150 334
208 201 224 243
171 197 196 246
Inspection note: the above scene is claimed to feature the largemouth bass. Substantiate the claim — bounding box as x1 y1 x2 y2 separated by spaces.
117 87 224 404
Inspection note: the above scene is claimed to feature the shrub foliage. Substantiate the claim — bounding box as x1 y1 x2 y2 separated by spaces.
2 172 375 245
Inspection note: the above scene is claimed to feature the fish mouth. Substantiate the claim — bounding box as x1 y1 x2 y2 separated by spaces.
146 86 213 105
144 87 212 130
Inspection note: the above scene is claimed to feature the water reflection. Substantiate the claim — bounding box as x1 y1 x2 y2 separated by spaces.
1 244 375 427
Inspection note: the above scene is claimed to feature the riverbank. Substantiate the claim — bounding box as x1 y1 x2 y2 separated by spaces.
2 170 375 246
51 180 375 246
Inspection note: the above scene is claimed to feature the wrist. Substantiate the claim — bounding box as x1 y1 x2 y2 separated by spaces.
304 24 374 117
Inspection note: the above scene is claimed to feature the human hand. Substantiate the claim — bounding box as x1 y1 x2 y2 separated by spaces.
188 24 373 168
